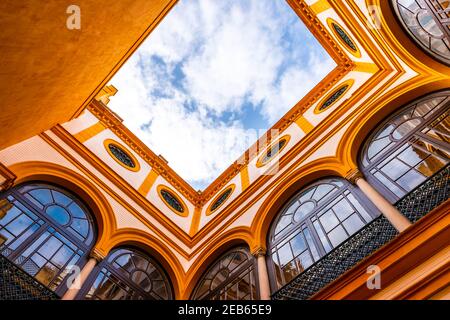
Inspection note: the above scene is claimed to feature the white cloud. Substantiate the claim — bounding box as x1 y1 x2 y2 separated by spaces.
107 0 335 189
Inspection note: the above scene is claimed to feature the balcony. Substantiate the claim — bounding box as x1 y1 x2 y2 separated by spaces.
0 253 58 300
272 164 450 300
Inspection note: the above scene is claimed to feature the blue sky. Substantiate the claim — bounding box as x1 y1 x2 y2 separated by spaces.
108 0 335 190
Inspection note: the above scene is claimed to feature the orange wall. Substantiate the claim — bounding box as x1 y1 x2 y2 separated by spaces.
0 0 177 150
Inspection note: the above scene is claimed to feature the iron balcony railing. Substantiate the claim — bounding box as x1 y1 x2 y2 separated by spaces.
0 254 59 300
272 164 450 300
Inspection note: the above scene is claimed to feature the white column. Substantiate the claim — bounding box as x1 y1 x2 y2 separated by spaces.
347 170 412 232
62 249 104 300
253 248 271 300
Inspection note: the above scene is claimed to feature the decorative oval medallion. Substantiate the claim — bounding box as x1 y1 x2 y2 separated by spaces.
207 184 235 215
256 135 291 168
315 79 353 113
327 18 361 58
104 139 140 172
157 185 188 217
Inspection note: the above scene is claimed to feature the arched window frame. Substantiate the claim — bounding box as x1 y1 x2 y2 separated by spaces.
191 246 259 300
360 90 450 203
0 182 97 297
267 178 380 292
80 246 173 300
391 0 450 65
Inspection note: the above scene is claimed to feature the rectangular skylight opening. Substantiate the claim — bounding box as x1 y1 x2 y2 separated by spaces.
107 0 336 190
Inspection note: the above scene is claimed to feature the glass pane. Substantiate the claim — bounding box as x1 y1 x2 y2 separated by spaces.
290 232 307 257
424 114 450 143
397 169 427 192
21 231 50 257
303 227 320 261
30 253 46 268
373 171 406 197
416 155 446 176
51 245 74 268
342 214 365 235
392 118 422 140
131 271 151 292
0 229 14 248
226 283 238 300
9 223 40 250
228 252 247 272
45 205 71 226
367 136 392 162
71 218 89 237
282 261 299 284
67 202 87 219
333 198 354 221
211 269 229 290
52 190 73 206
313 220 332 253
381 158 410 180
38 236 63 259
312 184 336 202
319 210 339 233
115 253 133 268
196 279 211 298
29 189 53 206
293 201 315 222
347 193 374 222
277 243 293 266
35 262 58 286
152 280 168 299
0 204 21 225
5 214 33 237
398 144 428 167
274 215 292 237
238 277 251 299
192 248 254 300
296 251 314 272
328 225 348 247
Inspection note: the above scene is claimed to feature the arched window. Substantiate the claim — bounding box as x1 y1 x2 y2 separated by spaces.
360 91 450 202
82 247 173 300
191 247 258 300
268 178 379 291
392 0 450 65
0 182 96 296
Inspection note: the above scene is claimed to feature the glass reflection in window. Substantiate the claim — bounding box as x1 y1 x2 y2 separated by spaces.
268 178 378 290
361 91 450 201
84 247 172 300
0 183 96 296
192 247 258 300
392 0 450 65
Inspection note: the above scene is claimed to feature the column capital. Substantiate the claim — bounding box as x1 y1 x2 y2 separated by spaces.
251 247 267 257
345 168 364 185
90 248 106 262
